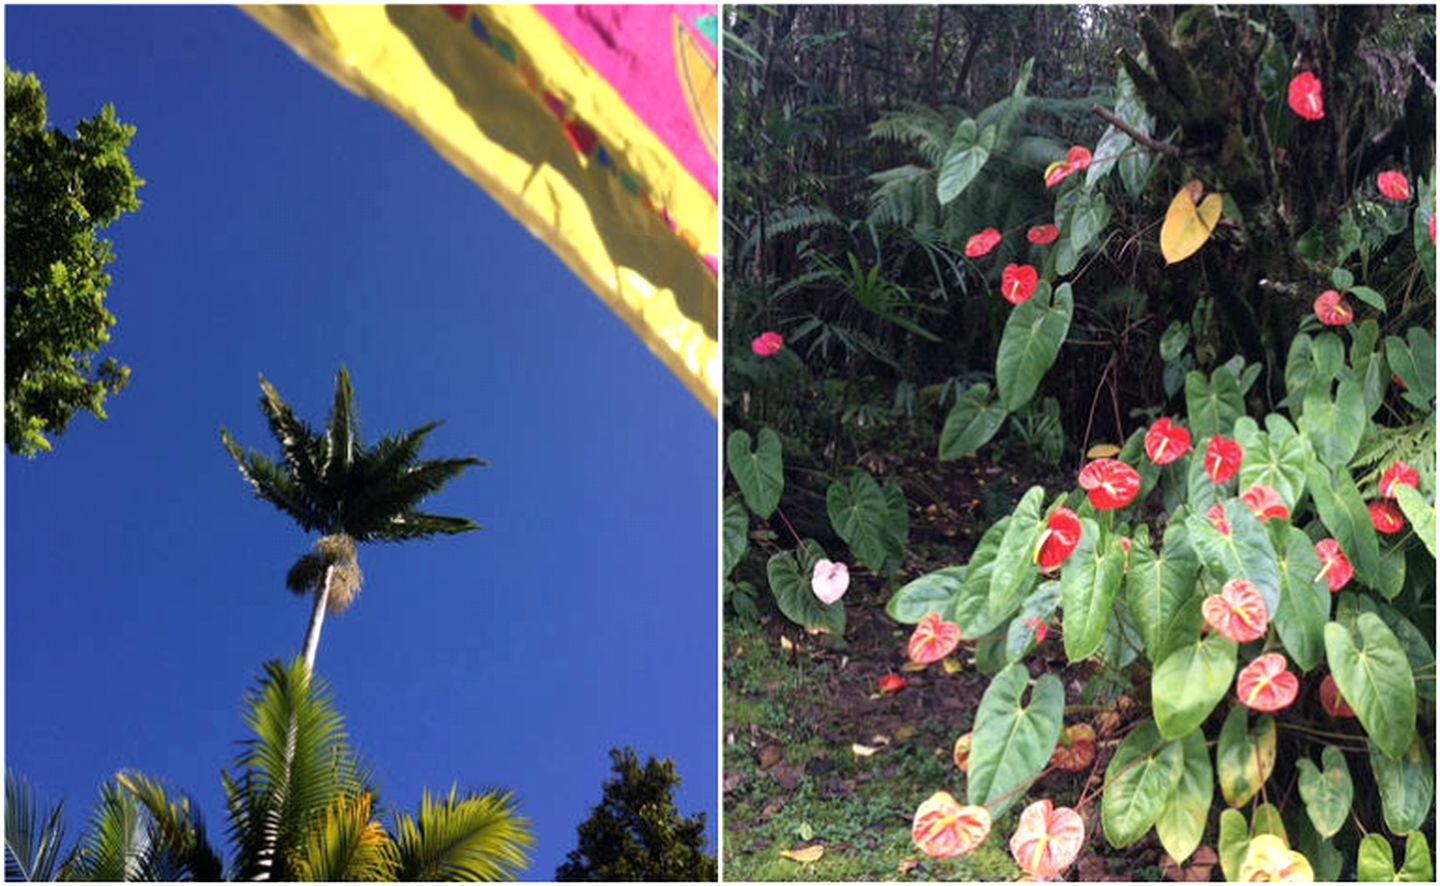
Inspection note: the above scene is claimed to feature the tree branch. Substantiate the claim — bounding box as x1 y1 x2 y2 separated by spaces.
1089 103 1180 157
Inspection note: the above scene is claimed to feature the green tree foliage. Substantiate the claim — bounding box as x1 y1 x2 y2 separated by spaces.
5 67 142 457
555 748 716 882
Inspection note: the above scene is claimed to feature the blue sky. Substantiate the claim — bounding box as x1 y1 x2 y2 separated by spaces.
5 5 716 877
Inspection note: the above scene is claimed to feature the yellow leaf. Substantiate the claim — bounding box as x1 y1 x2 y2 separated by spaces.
780 845 826 864
779 635 794 652
851 743 879 757
1086 443 1121 459
1161 180 1223 265
942 657 964 675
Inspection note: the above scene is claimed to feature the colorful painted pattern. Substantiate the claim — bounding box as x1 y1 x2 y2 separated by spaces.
246 5 719 413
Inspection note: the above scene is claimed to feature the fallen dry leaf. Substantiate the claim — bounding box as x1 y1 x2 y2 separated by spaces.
897 857 921 876
779 635 794 652
758 744 783 769
1086 443 1121 459
851 743 879 757
779 844 825 864
895 724 917 741
942 657 964 675
901 660 929 673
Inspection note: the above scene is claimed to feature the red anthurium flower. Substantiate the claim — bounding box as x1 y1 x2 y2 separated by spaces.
1369 500 1405 534
1430 213 1436 245
1050 723 1098 773
1206 503 1232 536
1236 653 1299 712
877 674 908 695
1034 507 1082 571
1144 417 1192 466
965 228 1003 258
1026 616 1050 646
1313 289 1353 326
1027 224 1060 246
1377 171 1411 202
1066 145 1093 171
1202 578 1269 643
1043 146 1093 188
1319 674 1357 719
752 331 785 358
1001 264 1040 306
1287 72 1324 121
908 613 962 665
912 792 992 859
1314 539 1353 592
1010 799 1085 880
1379 461 1420 499
1241 484 1290 524
1077 458 1141 510
1205 435 1244 483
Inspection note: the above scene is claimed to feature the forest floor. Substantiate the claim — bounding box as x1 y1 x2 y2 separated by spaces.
722 455 1189 881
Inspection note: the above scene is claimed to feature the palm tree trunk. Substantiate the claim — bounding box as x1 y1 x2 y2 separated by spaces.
300 565 334 675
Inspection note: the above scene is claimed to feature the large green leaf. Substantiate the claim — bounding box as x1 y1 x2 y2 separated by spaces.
988 486 1046 611
1306 463 1382 588
1402 832 1434 881
1272 526 1331 671
1125 520 1203 665
1325 614 1416 759
1101 721 1184 848
1300 378 1366 467
1386 328 1435 410
1154 729 1212 864
996 283 1073 412
1369 738 1434 835
1394 485 1436 558
1185 369 1243 440
1233 415 1310 512
937 120 995 205
727 428 783 519
1153 635 1237 740
965 663 1064 817
1359 832 1435 882
886 566 964 625
1296 746 1352 838
939 384 1007 460
723 496 749 579
1216 707 1276 808
1186 501 1281 614
766 541 845 635
827 471 906 576
947 518 1022 637
1217 809 1249 882
1060 520 1126 662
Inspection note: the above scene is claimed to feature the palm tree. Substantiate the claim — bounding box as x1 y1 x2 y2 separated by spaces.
4 660 534 882
220 366 485 673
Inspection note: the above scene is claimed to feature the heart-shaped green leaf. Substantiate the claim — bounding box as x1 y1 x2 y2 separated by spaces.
1101 720 1184 848
1233 415 1310 512
939 383 1007 460
1272 525 1331 671
966 662 1064 817
989 486 1046 611
1325 614 1417 760
945 518 1023 637
1300 378 1365 468
827 470 907 576
1186 501 1282 614
1185 368 1243 440
1155 728 1212 864
1217 707 1276 808
727 428 783 519
1385 328 1435 410
1297 746 1352 838
1060 520 1127 662
886 566 965 625
1153 634 1237 740
1369 737 1434 834
1306 463 1382 588
766 541 845 635
937 120 994 205
996 283 1073 412
1125 519 1203 666
1357 832 1433 883
1217 809 1249 882
723 496 749 579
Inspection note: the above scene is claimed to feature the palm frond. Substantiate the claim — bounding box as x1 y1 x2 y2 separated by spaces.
221 430 328 533
380 513 483 541
351 421 445 495
226 659 363 882
344 458 486 542
257 376 326 501
113 771 224 881
289 793 396 882
67 781 149 882
5 770 71 882
391 787 533 882
323 367 359 492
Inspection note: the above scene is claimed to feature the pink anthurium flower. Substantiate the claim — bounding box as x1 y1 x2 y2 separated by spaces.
1077 459 1141 511
912 792 991 859
1314 539 1353 592
1237 653 1299 712
1313 290 1353 326
1034 507 1082 572
1010 799 1085 880
1377 171 1411 202
1241 484 1290 524
1001 264 1040 306
1205 436 1243 483
811 559 849 604
1144 417 1192 466
1027 224 1060 246
751 331 785 357
1202 579 1269 643
965 228 1002 258
1287 72 1324 121
1206 503 1232 537
1369 500 1406 534
1319 674 1356 719
908 613 962 665
1379 461 1420 499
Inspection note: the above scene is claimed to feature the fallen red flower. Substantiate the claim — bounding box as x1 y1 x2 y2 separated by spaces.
1205 435 1243 484
1313 290 1353 326
1027 224 1060 246
877 674 908 695
1001 264 1040 305
1077 458 1141 510
1287 72 1324 121
965 228 1003 258
1144 417 1192 466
